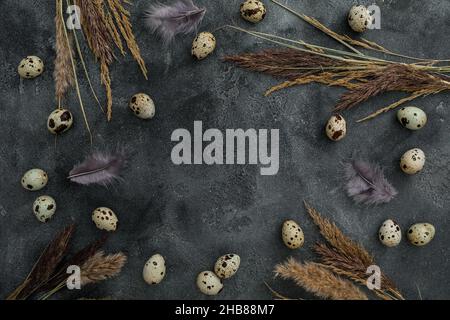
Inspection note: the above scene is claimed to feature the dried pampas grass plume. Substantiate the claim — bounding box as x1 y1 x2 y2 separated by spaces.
54 0 74 105
304 202 404 300
275 259 368 300
80 251 127 286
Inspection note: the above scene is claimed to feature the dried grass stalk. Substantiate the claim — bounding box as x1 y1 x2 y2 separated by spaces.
304 202 404 300
106 0 148 79
275 258 368 300
225 48 450 121
77 0 114 120
80 251 127 286
6 225 76 300
42 235 108 291
54 0 75 104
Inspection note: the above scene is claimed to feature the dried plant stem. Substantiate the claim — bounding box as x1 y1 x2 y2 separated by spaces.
54 0 74 103
304 202 404 300
357 90 431 122
275 259 368 300
58 0 93 143
6 225 75 300
270 0 362 55
67 0 103 113
106 0 148 79
269 0 449 62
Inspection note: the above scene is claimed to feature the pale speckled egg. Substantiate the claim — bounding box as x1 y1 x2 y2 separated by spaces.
240 0 266 23
21 168 48 191
197 271 224 295
18 56 44 79
47 109 73 134
214 254 240 279
348 5 372 32
192 32 216 60
143 254 166 285
378 219 401 247
397 106 427 130
129 93 155 119
33 195 56 223
407 223 435 246
325 114 347 141
400 148 425 175
92 207 118 232
282 219 304 249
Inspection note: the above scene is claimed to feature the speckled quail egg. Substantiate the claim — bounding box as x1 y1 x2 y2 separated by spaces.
92 207 118 232
378 219 401 247
214 254 240 279
348 5 372 32
196 271 224 296
47 109 73 134
400 148 425 175
407 223 435 246
240 0 266 23
129 93 155 119
33 195 56 223
325 114 347 141
282 219 304 249
143 254 166 285
191 32 216 60
397 106 427 130
18 56 44 79
21 168 48 191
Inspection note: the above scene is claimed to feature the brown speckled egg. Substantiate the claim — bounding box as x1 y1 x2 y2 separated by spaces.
47 109 73 134
92 207 118 232
191 32 216 60
325 114 347 141
129 93 155 119
18 56 44 79
240 0 266 23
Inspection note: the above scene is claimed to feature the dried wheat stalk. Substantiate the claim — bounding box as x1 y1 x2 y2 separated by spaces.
275 258 368 300
80 251 127 286
304 202 404 300
54 0 74 105
6 225 76 300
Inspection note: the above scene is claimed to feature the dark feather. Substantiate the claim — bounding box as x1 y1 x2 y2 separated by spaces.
68 151 127 186
145 0 206 43
343 159 397 205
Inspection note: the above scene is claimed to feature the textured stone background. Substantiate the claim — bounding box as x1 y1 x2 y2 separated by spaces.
0 0 449 300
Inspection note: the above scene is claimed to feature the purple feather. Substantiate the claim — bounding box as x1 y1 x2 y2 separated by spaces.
343 159 397 205
68 151 127 186
145 0 206 43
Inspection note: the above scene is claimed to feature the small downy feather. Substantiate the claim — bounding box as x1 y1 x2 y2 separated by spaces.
68 151 127 186
343 159 397 205
145 0 206 43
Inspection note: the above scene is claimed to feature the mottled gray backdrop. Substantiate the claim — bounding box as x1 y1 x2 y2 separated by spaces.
0 0 449 300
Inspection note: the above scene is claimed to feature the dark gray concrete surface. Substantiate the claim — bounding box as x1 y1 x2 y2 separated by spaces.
0 0 449 300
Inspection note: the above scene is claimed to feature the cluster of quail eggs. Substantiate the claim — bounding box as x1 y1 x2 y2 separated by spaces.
378 219 435 247
196 253 241 296
191 1 267 61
